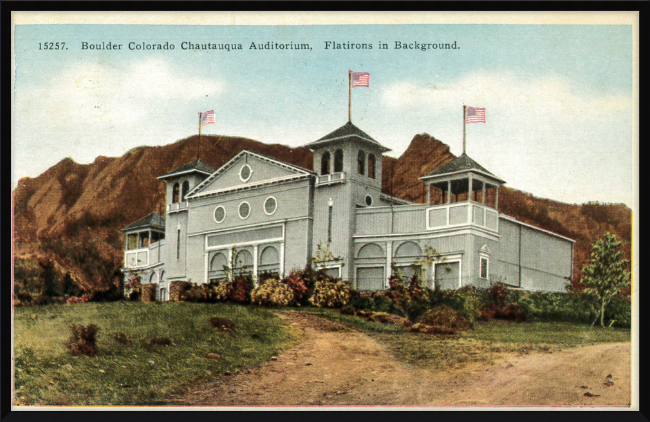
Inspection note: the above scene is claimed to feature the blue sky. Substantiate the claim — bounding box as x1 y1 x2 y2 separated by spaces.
12 23 635 207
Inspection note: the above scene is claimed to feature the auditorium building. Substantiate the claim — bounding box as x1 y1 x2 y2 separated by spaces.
121 121 575 301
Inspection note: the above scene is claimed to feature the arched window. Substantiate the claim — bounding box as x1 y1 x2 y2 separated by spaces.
334 149 344 173
149 272 158 284
210 253 228 272
321 152 331 175
172 183 180 203
368 154 376 179
181 181 190 202
234 250 254 273
357 150 365 175
357 243 385 259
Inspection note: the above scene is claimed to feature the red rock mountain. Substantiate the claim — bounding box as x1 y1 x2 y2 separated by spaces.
13 133 631 292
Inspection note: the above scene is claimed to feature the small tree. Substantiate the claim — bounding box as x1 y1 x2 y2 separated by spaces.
581 232 631 327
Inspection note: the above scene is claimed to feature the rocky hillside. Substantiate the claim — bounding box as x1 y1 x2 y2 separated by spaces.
13 133 631 293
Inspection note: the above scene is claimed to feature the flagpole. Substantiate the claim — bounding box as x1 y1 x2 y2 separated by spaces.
462 105 467 155
348 71 352 123
198 112 202 159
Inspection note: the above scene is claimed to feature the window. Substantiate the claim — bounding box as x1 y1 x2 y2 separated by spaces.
321 152 330 175
365 194 373 207
214 206 226 223
176 229 181 260
264 197 277 215
368 154 376 179
239 164 252 182
480 256 489 279
172 183 180 203
239 201 251 219
181 181 190 202
327 205 333 243
334 149 344 172
357 150 365 175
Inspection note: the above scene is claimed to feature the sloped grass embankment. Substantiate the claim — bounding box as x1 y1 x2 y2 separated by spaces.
14 302 299 406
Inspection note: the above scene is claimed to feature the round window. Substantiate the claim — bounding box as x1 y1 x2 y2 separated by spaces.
239 164 252 182
238 201 251 219
365 195 373 207
264 197 277 215
214 206 226 223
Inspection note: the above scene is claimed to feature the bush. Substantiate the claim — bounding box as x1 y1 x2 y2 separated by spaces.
257 271 279 285
479 283 528 322
282 269 319 305
230 275 254 304
251 278 296 307
67 324 99 356
309 279 351 308
417 306 471 334
212 282 232 302
181 283 209 302
386 273 431 321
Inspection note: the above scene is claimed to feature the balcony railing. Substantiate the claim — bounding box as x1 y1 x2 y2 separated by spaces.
124 248 149 269
426 202 498 231
167 201 189 212
355 201 498 236
315 171 346 186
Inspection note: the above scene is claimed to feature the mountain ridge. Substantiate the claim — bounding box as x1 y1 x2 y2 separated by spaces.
13 133 631 293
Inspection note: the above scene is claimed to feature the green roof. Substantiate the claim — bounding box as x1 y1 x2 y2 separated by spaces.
158 158 215 180
121 212 165 232
304 121 391 152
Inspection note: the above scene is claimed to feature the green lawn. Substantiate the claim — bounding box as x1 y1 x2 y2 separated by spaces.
303 308 631 370
14 302 299 406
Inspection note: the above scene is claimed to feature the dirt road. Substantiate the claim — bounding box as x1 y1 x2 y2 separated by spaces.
172 312 631 407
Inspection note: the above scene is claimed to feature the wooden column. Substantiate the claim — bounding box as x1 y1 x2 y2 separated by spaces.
426 182 431 205
482 182 486 204
447 180 452 204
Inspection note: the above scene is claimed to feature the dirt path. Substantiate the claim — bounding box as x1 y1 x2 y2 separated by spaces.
172 312 631 407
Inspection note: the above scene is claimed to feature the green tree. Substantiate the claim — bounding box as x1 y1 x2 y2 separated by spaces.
581 232 631 327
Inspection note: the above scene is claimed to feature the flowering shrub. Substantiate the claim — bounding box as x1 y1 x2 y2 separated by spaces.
212 282 232 302
181 283 209 302
66 294 92 304
124 275 141 300
478 283 528 322
251 278 295 307
230 275 254 304
309 279 351 308
387 273 431 321
282 268 323 305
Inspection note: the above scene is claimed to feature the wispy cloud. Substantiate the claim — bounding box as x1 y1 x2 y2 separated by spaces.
19 59 224 128
382 72 632 119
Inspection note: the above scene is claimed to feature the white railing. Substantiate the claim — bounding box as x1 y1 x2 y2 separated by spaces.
167 201 189 212
124 248 149 269
315 171 346 186
426 202 498 231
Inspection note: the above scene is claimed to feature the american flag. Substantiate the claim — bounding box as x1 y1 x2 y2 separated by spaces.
350 71 370 87
465 106 486 123
201 110 215 127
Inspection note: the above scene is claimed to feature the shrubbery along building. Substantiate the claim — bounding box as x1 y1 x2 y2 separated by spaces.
121 121 575 301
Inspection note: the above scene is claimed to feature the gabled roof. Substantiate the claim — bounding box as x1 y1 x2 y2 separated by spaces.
304 121 391 152
121 212 165 232
158 158 215 180
420 153 506 184
185 150 314 199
